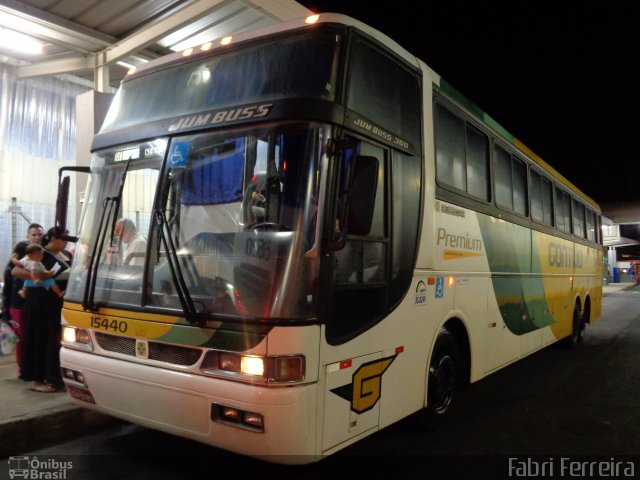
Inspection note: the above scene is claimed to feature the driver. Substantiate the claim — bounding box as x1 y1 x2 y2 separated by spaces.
114 219 147 266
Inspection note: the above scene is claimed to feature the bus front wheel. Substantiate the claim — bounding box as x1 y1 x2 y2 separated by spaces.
423 328 461 428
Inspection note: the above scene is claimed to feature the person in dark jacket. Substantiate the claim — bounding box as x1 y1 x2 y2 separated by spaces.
13 226 74 392
1 223 44 374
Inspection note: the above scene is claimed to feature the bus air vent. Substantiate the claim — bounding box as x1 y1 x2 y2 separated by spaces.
95 332 202 366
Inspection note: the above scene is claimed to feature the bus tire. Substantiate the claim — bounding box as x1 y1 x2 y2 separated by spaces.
422 328 460 429
564 304 585 347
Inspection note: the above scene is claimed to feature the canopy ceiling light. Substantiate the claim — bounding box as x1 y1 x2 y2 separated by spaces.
0 27 43 55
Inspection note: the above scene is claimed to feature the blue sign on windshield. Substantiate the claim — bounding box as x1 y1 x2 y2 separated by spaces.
168 141 189 167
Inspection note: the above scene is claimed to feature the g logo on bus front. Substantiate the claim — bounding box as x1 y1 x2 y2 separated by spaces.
331 356 396 414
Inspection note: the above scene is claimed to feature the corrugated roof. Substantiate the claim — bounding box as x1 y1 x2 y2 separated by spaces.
0 0 311 89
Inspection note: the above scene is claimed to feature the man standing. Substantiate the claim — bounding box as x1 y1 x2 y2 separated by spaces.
1 223 44 373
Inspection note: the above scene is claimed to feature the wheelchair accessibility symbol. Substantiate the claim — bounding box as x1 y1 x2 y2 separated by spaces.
435 277 444 298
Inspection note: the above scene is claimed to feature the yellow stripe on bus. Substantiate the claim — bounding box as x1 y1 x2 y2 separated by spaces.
63 302 182 323
62 308 179 339
443 249 485 260
514 139 599 210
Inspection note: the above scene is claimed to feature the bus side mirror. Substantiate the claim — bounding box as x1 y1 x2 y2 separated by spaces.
326 153 379 252
55 166 91 232
55 176 70 231
346 155 378 236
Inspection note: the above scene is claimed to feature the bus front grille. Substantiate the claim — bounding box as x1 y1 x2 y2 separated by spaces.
95 332 202 366
95 332 135 356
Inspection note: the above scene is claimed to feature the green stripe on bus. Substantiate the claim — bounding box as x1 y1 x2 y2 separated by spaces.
483 113 515 143
439 79 515 143
477 215 555 335
439 79 484 118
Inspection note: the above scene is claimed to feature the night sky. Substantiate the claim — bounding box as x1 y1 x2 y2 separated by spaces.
298 1 639 205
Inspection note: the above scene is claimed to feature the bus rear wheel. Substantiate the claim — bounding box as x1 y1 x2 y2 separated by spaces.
564 304 585 347
423 328 460 428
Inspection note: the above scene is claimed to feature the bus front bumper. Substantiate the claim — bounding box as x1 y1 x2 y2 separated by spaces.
60 347 320 463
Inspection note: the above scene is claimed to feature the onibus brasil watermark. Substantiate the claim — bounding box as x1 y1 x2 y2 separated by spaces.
509 457 635 478
8 456 73 479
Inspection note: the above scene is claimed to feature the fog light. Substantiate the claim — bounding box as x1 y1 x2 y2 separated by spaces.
61 367 87 386
243 412 263 429
221 406 241 422
212 404 264 432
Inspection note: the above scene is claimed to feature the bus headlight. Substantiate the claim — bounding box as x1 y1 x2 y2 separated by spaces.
201 351 304 383
218 352 241 372
241 356 265 376
218 353 265 376
62 326 93 351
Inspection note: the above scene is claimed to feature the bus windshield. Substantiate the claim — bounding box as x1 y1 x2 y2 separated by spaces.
100 28 340 134
66 122 328 323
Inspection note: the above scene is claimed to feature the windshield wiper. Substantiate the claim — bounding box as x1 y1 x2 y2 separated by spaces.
154 209 202 327
83 196 117 311
83 158 132 311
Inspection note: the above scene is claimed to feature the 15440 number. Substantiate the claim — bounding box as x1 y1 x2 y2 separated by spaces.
90 316 128 333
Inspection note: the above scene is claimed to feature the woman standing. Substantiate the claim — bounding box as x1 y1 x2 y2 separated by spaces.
15 226 74 392
2 223 44 375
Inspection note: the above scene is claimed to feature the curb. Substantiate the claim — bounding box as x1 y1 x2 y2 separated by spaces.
0 405 121 457
0 352 121 457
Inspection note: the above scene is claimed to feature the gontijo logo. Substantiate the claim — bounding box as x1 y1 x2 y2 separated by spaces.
331 351 400 414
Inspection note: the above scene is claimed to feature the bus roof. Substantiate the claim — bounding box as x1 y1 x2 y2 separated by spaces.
121 12 599 212
124 13 421 84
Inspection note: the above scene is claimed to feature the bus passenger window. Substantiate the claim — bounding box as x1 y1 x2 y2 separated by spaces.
555 188 571 232
494 146 512 209
494 146 527 216
573 200 586 238
434 103 489 201
435 104 466 192
586 210 596 242
466 126 489 201
530 170 554 226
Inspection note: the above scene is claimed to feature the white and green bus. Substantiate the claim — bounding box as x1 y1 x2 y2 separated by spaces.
59 12 603 463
